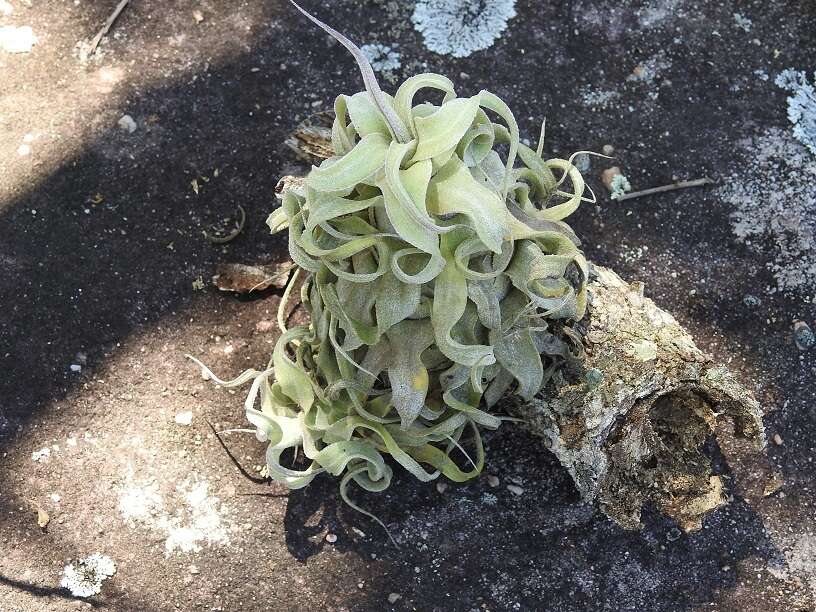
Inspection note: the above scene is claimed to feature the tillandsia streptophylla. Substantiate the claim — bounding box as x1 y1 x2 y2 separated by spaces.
191 1 596 530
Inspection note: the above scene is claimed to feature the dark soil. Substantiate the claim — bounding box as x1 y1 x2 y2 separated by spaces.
1 0 814 610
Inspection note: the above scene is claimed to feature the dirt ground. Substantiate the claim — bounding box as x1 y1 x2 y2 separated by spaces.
1 0 815 610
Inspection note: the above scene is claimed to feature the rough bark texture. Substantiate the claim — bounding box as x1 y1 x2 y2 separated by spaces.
506 265 766 531
279 122 766 532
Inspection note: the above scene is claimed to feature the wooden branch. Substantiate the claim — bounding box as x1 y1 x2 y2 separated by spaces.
88 0 130 57
616 177 716 202
504 266 764 531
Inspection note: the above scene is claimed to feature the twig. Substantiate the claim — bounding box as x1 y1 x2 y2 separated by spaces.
205 419 268 484
616 177 716 202
205 205 247 244
88 0 130 57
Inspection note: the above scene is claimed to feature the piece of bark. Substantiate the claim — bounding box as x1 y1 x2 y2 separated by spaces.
505 266 765 531
213 262 293 293
284 112 334 165
277 126 766 531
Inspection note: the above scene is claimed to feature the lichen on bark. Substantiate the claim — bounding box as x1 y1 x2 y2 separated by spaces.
506 265 765 530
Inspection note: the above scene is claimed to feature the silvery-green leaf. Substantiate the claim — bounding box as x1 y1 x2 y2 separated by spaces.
536 157 586 221
454 235 514 280
467 279 502 329
273 327 315 410
289 1 410 142
394 73 456 136
391 247 446 285
457 120 495 167
386 319 435 428
246 408 303 448
379 151 440 255
410 96 480 163
347 91 392 138
383 140 456 237
484 367 514 408
267 207 289 234
304 193 381 234
517 142 558 198
428 157 508 253
492 327 543 401
375 270 421 334
432 255 495 368
331 94 354 155
306 132 389 193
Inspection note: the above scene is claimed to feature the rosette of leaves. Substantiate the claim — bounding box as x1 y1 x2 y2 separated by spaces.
194 3 593 524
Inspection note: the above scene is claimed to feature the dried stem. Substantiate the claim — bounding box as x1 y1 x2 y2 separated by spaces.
617 177 716 201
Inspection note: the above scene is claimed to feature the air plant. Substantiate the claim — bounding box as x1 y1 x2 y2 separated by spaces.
192 2 594 531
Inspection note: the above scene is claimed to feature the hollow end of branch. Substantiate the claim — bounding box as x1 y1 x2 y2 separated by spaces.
509 265 765 531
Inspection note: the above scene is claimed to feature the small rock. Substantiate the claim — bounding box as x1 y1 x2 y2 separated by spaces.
602 144 615 156
487 475 500 488
742 294 761 308
763 473 785 497
435 481 448 494
117 114 137 133
793 320 814 351
31 447 50 462
0 25 37 53
69 364 82 373
325 533 337 543
574 153 591 173
773 433 783 445
506 484 524 496
189 565 200 575
17 143 31 156
255 319 276 332
388 593 402 604
666 527 682 542
174 411 193 426
51 493 61 503
192 9 204 23
602 166 623 190
36 506 50 529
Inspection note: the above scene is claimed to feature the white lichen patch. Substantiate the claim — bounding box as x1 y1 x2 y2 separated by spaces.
360 43 401 73
118 481 164 521
162 479 231 554
627 52 672 85
579 87 620 109
638 0 684 28
733 12 752 32
721 128 816 293
118 475 232 556
776 68 816 156
412 0 516 58
60 554 116 598
609 174 632 200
